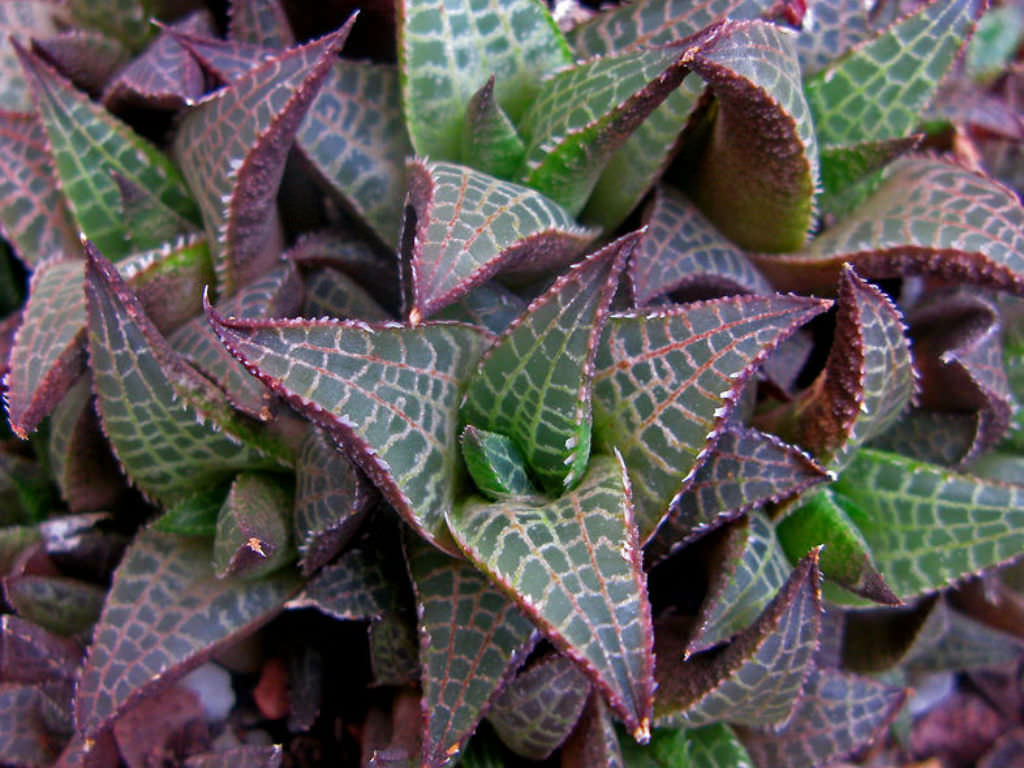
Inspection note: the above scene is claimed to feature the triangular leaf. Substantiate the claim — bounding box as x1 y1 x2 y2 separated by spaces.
756 157 1024 296
681 21 818 252
406 536 536 768
794 0 874 75
293 427 376 576
653 550 821 729
208 310 490 552
398 0 572 161
449 454 654 742
0 1 64 111
593 293 830 541
6 259 87 438
0 682 69 765
4 573 105 638
560 693 625 768
303 267 392 323
212 471 294 580
804 0 980 147
517 29 713 215
433 281 526 336
758 265 916 473
833 448 1024 599
645 425 829 565
685 723 755 768
287 546 392 622
0 614 82 684
15 42 200 260
777 486 900 604
152 480 230 537
460 425 540 502
461 231 636 493
402 158 596 321
65 0 155 52
112 172 204 252
0 109 78 268
816 135 921 222
461 75 527 180
486 653 591 760
632 185 773 306
85 243 281 506
174 23 353 294
690 513 792 653
33 30 130 98
735 668 905 768
75 528 300 737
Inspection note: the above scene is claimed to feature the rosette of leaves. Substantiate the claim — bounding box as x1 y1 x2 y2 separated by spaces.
1 0 1024 766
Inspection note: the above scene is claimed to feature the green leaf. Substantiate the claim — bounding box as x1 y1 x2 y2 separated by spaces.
735 669 906 768
816 136 921 222
212 472 294 580
6 259 86 439
967 4 1024 82
681 20 818 252
401 158 595 321
759 265 916 473
653 550 821 729
803 0 980 147
297 59 412 247
593 293 829 541
793 0 874 76
174 24 352 294
619 725 689 768
207 311 490 553
65 0 155 51
461 231 636 493
152 481 231 537
15 42 199 260
449 455 654 742
833 448 1024 599
632 184 773 306
228 0 294 48
112 172 203 252
691 513 791 652
397 0 571 161
777 487 899 604
460 425 540 501
756 157 1024 296
4 574 105 638
645 426 829 566
75 528 300 737
303 267 392 322
685 723 754 768
461 76 527 180
566 0 765 56
293 427 376 576
517 32 709 215
406 537 536 768
85 243 281 506
486 653 591 760
0 109 78 268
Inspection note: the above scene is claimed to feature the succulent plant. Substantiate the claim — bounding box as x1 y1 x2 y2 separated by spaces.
2 0 1024 766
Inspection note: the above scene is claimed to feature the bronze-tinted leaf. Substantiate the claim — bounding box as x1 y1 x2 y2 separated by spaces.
0 614 82 684
228 0 294 48
212 472 294 580
559 693 624 768
75 528 300 737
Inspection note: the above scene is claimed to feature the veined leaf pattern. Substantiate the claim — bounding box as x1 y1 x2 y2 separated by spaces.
654 550 820 729
6 259 86 438
208 311 490 553
645 426 829 565
804 0 980 147
287 547 392 621
462 75 527 181
593 294 830 541
834 448 1024 599
402 158 595 321
691 513 792 653
228 0 294 48
460 425 540 501
303 267 392 323
85 244 277 506
685 723 754 768
683 20 819 252
486 653 591 760
112 172 203 252
212 471 294 580
65 0 155 52
35 30 130 100
15 42 199 260
406 537 536 768
174 24 352 294
75 528 300 737
0 1 64 111
449 454 654 742
0 109 78 267
755 156 1024 296
460 231 635 493
794 0 873 75
633 184 773 306
398 0 571 161
735 668 906 768
560 693 625 768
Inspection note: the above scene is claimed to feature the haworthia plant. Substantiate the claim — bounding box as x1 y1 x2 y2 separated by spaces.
0 0 1022 764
